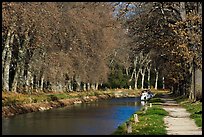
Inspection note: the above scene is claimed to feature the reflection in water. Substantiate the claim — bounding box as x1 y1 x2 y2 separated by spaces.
2 97 141 135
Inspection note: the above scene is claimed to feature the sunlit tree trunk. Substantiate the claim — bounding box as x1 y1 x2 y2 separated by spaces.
3 32 14 92
189 62 196 101
91 83 96 90
95 83 99 90
87 83 90 91
11 68 19 93
16 30 30 93
147 65 151 89
83 83 87 91
40 74 44 91
75 76 81 92
154 69 158 90
140 68 146 90
125 67 129 76
2 28 13 91
134 70 140 90
68 79 73 92
25 70 33 94
133 57 139 90
57 82 63 92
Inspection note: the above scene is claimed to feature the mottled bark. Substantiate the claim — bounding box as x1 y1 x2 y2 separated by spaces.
57 82 63 92
3 32 14 92
16 30 31 92
75 76 81 92
25 70 33 94
68 80 73 92
189 62 196 101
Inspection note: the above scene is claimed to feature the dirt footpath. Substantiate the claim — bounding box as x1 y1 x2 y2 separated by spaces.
161 94 202 135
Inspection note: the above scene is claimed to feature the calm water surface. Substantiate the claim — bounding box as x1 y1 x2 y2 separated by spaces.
2 97 142 135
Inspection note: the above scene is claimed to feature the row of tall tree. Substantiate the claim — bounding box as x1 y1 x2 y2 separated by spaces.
2 2 126 93
112 2 202 101
2 2 202 101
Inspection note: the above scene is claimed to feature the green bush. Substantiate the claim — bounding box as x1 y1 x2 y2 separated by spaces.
149 98 165 103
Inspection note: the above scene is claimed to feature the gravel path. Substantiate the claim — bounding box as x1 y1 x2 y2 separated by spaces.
161 94 202 135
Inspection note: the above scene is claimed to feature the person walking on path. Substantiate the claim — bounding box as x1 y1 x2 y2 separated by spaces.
160 93 202 135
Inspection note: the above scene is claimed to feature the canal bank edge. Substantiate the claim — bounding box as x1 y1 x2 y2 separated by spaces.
2 91 139 118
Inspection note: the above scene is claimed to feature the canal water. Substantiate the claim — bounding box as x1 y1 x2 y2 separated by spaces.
2 97 142 135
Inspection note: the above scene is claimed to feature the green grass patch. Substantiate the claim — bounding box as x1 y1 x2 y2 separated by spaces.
149 98 165 103
112 105 168 135
174 95 202 128
180 100 202 127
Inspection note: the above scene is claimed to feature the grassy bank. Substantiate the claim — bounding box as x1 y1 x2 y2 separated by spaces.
2 89 142 117
175 96 202 127
2 89 168 107
2 89 138 107
2 89 169 118
112 99 168 135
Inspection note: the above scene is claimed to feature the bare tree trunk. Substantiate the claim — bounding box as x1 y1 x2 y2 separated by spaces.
189 62 196 101
76 81 81 92
129 69 135 89
15 30 30 93
147 66 151 89
87 83 90 91
133 57 138 90
83 83 87 91
180 2 186 21
140 68 146 90
51 82 57 92
2 29 13 81
162 77 165 89
57 82 63 92
91 83 96 90
95 83 99 90
17 66 26 93
155 69 158 90
68 80 73 92
198 2 202 15
40 74 44 91
11 68 19 93
3 33 14 92
25 70 33 94
125 67 129 76
134 70 140 90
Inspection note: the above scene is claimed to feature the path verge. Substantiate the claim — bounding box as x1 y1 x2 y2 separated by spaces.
161 93 202 135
